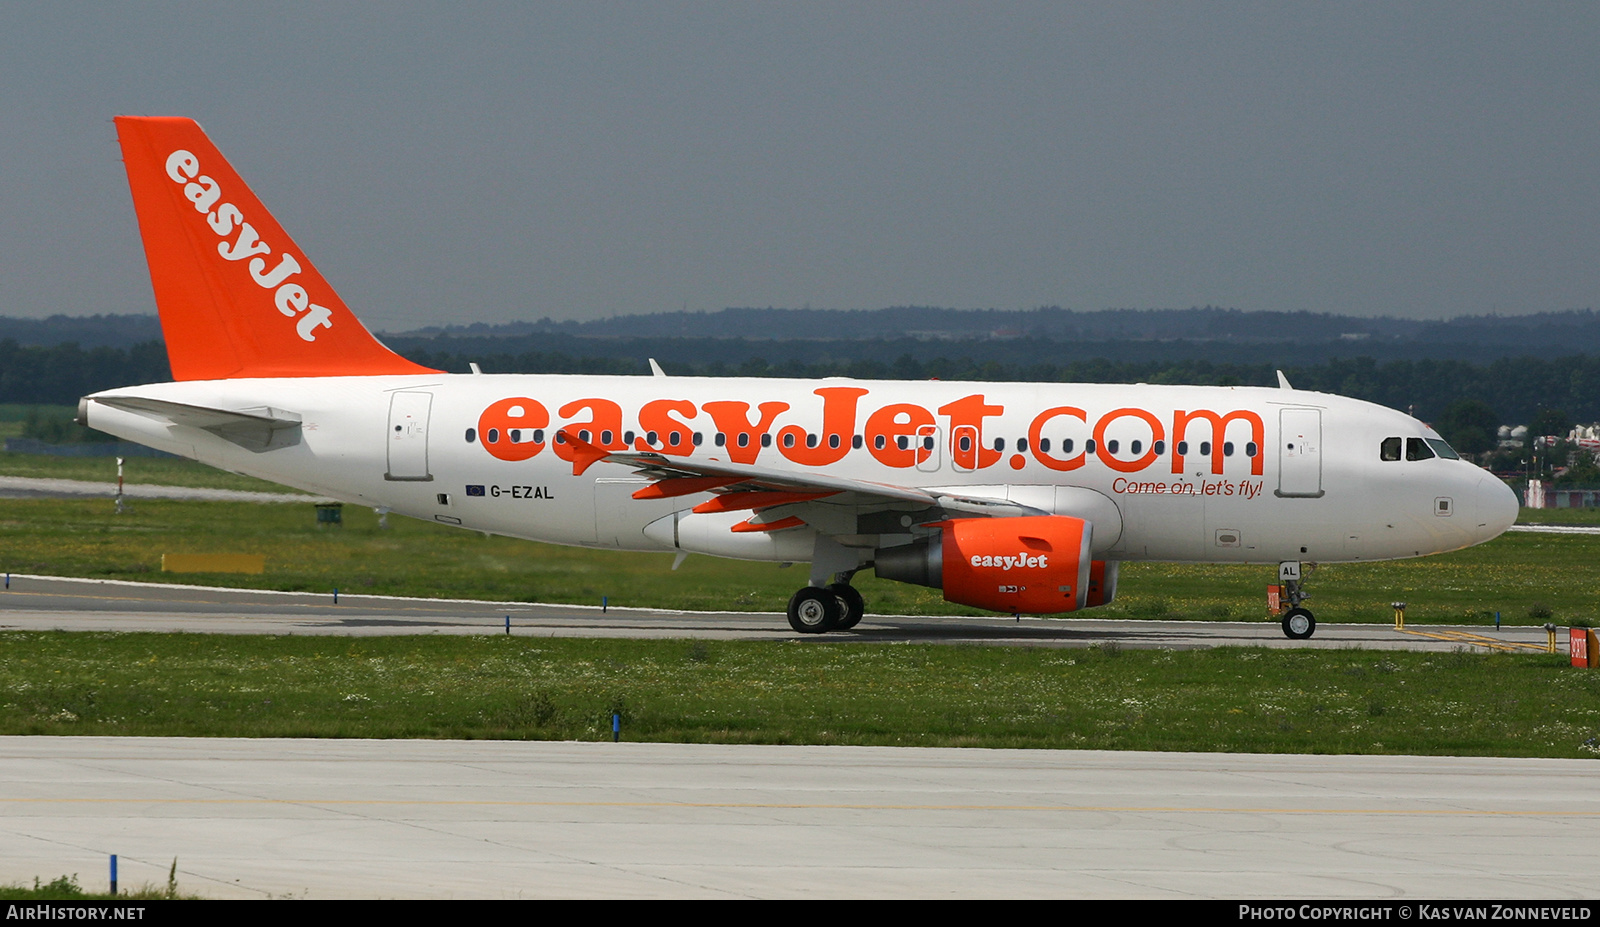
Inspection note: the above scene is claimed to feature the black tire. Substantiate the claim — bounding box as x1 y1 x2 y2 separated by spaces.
788 586 841 634
1282 607 1316 640
828 583 865 630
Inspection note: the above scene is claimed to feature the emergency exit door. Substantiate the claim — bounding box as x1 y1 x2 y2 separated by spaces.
386 391 433 481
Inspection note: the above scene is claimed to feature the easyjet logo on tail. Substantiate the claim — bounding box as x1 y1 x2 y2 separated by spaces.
163 150 333 342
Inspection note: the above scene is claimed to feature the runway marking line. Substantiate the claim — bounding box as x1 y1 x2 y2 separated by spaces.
0 797 1593 816
1397 627 1549 654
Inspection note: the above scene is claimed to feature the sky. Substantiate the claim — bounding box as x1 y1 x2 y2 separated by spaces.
1 3 1597 330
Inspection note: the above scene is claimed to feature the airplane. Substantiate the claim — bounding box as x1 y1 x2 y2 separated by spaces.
80 116 1521 639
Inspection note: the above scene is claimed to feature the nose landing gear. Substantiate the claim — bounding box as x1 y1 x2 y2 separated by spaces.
1278 561 1316 639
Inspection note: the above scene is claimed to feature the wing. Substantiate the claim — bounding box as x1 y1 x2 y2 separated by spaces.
558 428 1040 534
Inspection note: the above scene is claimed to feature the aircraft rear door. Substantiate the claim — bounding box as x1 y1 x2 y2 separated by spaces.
951 425 979 472
386 391 433 481
1276 408 1323 498
916 424 942 473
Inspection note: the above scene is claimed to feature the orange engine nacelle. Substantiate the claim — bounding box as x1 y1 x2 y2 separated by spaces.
875 515 1095 614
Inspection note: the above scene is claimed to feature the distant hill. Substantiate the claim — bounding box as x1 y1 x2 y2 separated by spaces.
388 305 1600 355
6 307 1598 358
0 314 164 348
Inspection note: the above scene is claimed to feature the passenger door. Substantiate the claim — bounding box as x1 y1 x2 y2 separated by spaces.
1276 408 1323 498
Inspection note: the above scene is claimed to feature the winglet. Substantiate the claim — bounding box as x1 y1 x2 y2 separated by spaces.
1276 370 1293 390
557 428 611 476
649 358 667 377
114 116 439 381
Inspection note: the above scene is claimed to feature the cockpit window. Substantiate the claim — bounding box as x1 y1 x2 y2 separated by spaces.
1380 437 1401 461
1425 438 1460 460
1406 437 1435 461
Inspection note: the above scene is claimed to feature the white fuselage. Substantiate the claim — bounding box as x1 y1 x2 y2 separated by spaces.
85 374 1519 566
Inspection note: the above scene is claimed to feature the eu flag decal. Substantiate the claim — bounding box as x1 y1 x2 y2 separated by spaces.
466 485 486 497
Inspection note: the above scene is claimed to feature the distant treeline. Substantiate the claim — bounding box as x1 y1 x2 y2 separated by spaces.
400 305 1600 351
8 307 1600 356
5 336 1598 426
0 340 170 406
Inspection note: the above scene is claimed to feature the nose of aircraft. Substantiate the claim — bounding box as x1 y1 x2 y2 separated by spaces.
1473 473 1520 542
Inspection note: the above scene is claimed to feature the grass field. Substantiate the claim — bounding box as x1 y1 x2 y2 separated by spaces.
1 493 1597 624
0 449 299 493
3 632 1597 758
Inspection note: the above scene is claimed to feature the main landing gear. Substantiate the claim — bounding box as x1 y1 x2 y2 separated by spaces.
787 580 866 634
1278 561 1316 640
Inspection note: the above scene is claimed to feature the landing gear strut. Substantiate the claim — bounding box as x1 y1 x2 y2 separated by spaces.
1278 561 1316 639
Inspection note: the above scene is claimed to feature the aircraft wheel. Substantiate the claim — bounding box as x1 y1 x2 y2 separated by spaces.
828 583 865 630
788 586 841 634
1282 607 1316 640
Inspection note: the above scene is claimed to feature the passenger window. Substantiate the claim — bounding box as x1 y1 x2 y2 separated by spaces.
1406 437 1434 461
1381 437 1401 461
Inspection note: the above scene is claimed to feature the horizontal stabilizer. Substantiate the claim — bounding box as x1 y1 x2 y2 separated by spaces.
91 395 302 452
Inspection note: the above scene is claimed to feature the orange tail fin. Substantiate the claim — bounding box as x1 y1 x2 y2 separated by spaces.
115 116 438 380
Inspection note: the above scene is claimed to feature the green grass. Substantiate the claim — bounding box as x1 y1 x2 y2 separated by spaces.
0 450 305 493
0 871 194 901
3 632 1597 758
1 496 1598 624
1516 506 1600 525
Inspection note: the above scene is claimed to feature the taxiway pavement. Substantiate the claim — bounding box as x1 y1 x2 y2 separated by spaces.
2 737 1595 899
0 574 1556 651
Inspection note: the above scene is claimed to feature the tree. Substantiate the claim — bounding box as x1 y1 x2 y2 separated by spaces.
1529 407 1572 442
1437 399 1499 456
